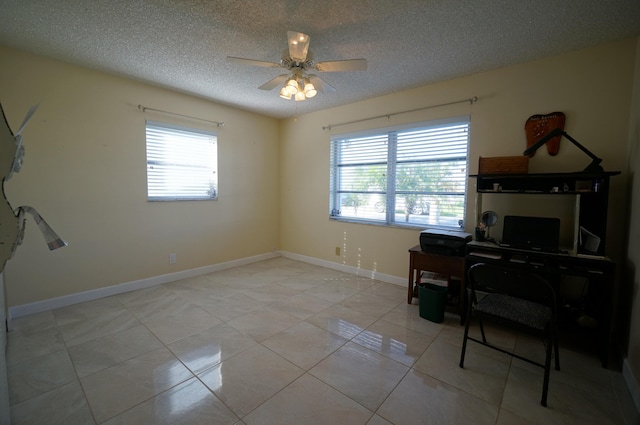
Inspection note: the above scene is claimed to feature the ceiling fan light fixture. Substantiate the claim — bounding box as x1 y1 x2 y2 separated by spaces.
286 77 299 89
279 75 317 101
303 78 317 98
282 77 298 96
279 86 292 100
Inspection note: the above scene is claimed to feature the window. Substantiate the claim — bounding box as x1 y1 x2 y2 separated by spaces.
329 118 469 229
145 121 218 201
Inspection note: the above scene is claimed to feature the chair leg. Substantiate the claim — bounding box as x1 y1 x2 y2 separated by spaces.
459 310 472 368
553 324 560 371
478 317 487 343
541 331 553 407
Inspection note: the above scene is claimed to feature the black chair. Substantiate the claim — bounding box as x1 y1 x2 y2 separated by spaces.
459 262 560 406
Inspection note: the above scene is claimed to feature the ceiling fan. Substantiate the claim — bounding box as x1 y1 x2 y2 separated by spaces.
227 31 367 101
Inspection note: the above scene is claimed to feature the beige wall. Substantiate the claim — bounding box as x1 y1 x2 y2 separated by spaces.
280 38 635 279
0 46 281 307
624 37 640 397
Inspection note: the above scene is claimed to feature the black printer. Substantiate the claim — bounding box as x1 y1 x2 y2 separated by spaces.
420 228 472 256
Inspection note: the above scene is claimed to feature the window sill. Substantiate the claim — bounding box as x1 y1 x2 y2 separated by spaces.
328 216 462 232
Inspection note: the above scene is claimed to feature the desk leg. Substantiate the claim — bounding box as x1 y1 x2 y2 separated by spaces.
459 275 466 325
408 257 415 304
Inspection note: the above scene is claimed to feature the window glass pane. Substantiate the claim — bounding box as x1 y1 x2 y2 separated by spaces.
334 162 386 221
393 194 431 224
146 121 218 201
338 164 386 191
329 118 469 229
336 192 384 219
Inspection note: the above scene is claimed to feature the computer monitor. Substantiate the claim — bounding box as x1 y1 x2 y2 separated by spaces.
500 215 561 253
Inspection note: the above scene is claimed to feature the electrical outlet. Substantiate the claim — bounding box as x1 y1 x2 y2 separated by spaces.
169 253 176 264
335 247 340 256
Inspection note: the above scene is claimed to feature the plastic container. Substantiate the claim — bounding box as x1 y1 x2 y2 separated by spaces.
418 283 449 323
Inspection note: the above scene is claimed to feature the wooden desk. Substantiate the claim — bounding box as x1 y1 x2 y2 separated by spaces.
407 245 466 320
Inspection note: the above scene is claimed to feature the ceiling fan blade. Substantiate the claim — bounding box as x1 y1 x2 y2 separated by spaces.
308 75 336 93
259 74 289 90
227 56 281 68
314 59 367 72
287 31 310 62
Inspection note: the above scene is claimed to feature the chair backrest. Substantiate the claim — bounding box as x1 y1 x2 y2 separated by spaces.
467 262 556 309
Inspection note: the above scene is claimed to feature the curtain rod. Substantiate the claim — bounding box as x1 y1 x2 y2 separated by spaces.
138 104 225 127
321 96 477 131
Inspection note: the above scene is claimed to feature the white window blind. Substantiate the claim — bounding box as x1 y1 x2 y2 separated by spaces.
330 118 469 229
145 121 218 201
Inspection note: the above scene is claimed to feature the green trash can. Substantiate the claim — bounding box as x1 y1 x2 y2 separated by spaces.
418 283 448 323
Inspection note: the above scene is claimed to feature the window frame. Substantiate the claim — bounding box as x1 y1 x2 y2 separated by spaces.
329 117 470 230
145 120 218 202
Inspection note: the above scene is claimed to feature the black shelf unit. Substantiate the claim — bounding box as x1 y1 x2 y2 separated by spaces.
470 171 620 257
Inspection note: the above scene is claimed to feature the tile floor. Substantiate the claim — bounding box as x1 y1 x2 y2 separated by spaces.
6 257 640 424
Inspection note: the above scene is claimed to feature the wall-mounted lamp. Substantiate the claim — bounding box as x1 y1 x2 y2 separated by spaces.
523 128 604 172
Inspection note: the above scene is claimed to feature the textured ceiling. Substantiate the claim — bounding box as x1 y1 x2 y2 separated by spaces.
1 0 640 119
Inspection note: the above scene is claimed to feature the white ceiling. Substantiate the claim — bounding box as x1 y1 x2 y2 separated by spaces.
1 1 640 119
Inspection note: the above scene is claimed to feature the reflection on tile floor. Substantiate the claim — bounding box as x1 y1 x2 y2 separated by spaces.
6 257 640 424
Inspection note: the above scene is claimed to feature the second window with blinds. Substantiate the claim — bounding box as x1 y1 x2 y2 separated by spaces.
329 117 470 229
145 121 218 201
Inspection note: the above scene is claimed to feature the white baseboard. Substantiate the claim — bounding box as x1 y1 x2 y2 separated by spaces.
623 357 640 415
278 250 406 287
8 252 279 321
7 251 407 322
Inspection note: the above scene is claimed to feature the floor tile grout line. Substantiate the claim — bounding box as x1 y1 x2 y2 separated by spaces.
58 319 99 425
7 258 633 424
203 288 404 421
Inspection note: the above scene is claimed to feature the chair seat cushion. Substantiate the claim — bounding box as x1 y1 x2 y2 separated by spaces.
474 293 551 330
